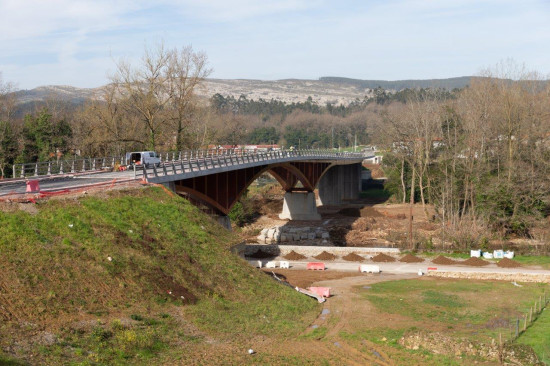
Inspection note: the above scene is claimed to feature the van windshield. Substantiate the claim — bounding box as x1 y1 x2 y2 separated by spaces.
149 152 157 157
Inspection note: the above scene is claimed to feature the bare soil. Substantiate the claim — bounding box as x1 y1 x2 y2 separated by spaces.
372 253 396 262
399 253 425 263
314 251 338 261
497 258 522 268
283 250 307 260
432 255 457 265
342 252 366 262
462 257 490 266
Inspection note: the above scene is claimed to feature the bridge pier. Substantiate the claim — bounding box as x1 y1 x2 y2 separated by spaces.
317 163 362 206
279 192 321 221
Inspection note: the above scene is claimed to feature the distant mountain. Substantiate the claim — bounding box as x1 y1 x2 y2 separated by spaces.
11 76 478 112
319 76 474 90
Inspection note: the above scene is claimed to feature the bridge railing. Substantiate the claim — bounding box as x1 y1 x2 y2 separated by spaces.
145 149 367 180
11 149 368 180
12 156 127 178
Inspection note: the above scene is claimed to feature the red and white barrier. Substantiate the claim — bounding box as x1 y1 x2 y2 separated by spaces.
307 262 325 270
307 287 331 298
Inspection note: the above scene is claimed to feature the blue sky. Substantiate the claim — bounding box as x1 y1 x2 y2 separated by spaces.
1 0 549 89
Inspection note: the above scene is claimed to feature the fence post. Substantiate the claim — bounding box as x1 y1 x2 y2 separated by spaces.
516 318 519 339
523 314 527 331
60 162 64 174
34 163 38 176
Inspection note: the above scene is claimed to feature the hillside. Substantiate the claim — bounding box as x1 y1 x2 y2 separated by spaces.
12 76 478 111
0 187 319 365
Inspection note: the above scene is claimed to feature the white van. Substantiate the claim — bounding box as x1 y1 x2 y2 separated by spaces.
126 151 161 168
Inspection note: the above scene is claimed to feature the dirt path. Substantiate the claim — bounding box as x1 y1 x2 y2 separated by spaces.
255 271 418 365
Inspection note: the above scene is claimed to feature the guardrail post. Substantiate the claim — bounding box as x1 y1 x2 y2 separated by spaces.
47 162 51 175
20 165 24 178
34 163 38 176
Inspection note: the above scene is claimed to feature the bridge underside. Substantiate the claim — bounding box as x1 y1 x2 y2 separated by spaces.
172 162 332 215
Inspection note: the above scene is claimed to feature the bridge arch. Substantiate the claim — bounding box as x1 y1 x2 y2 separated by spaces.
172 161 333 215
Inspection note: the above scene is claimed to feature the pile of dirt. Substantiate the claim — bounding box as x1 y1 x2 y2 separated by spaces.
399 254 425 263
431 255 456 265
314 251 338 261
342 252 365 262
371 253 396 262
283 250 307 260
462 257 490 266
351 217 376 231
497 258 522 268
248 249 275 259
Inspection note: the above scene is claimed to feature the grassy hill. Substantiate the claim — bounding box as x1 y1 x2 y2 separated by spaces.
0 187 319 365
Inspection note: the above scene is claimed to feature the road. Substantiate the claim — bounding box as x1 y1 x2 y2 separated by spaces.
0 170 138 197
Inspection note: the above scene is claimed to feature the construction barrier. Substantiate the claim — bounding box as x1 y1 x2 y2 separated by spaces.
307 287 331 298
307 262 325 271
280 261 290 269
359 264 380 273
265 261 277 268
26 180 40 192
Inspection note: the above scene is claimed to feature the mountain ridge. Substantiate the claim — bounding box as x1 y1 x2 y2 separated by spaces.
12 76 477 107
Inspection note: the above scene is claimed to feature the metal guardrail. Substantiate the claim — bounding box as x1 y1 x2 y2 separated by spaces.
12 149 369 180
143 149 368 181
12 156 128 178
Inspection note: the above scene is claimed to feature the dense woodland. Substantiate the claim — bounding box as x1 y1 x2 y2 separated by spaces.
1 49 549 242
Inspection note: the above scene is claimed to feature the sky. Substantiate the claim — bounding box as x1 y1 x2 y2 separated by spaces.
1 0 549 89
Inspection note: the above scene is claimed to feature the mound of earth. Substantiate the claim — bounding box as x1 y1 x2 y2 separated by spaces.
351 217 376 231
314 251 338 260
432 255 456 265
284 250 306 260
497 258 522 268
372 253 396 262
399 254 425 263
462 257 490 266
342 252 365 262
248 249 275 259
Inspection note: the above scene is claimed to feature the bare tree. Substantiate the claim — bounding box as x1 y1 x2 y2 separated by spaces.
111 43 172 150
166 46 212 151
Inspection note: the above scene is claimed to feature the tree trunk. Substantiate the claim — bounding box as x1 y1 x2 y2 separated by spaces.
408 164 416 249
401 158 406 204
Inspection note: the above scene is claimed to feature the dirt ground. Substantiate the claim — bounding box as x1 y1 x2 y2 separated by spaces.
241 184 437 248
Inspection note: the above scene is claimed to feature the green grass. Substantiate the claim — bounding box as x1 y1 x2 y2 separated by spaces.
513 255 550 269
0 187 319 365
359 279 548 341
517 307 550 364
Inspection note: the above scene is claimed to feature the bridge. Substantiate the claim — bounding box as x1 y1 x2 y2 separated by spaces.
1 149 372 226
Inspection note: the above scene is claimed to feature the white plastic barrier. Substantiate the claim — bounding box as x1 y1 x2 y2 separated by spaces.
470 250 481 258
483 252 493 259
280 261 290 269
504 251 515 259
493 250 504 259
257 260 262 268
265 261 277 268
359 264 380 273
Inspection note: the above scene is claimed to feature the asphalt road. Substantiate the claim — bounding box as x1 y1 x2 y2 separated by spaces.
0 170 138 197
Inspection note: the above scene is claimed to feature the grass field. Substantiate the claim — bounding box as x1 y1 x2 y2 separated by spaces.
353 278 550 362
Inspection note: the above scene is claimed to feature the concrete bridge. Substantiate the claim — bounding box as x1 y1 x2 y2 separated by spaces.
2 149 372 225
